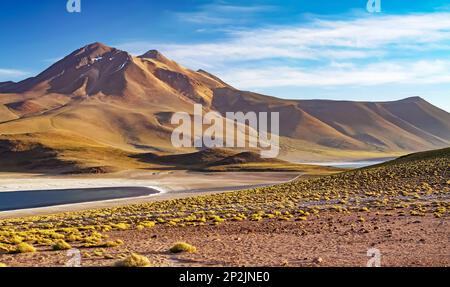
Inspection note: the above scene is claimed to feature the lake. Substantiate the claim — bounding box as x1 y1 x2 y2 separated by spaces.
319 161 386 168
299 160 391 169
0 186 158 212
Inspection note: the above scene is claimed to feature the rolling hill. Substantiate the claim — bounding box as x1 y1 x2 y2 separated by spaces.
213 89 450 152
0 42 449 173
133 148 340 173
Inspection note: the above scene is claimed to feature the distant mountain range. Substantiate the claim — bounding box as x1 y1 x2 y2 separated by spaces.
0 42 449 173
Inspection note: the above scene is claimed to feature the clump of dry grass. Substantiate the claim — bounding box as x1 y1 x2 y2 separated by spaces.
137 221 156 229
114 253 151 267
14 242 36 253
103 239 124 248
0 263 7 267
52 240 72 251
111 223 130 230
170 242 197 253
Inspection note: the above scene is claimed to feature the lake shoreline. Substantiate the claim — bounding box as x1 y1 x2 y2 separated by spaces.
0 171 300 219
297 158 394 168
0 186 160 212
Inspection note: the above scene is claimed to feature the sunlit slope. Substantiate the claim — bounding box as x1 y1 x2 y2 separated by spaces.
213 88 450 155
0 42 449 172
368 147 450 168
133 149 341 174
0 43 229 154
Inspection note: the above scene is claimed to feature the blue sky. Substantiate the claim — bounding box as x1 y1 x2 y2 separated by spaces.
1 0 450 112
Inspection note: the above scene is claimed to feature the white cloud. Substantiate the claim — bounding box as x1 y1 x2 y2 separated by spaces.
218 60 450 89
118 40 382 71
117 12 450 91
173 3 275 25
119 12 450 67
43 57 63 63
0 68 28 79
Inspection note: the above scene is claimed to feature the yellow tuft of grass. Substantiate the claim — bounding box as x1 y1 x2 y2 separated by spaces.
170 242 197 254
103 239 124 248
0 263 7 267
52 240 72 251
111 223 130 230
14 242 36 253
137 221 156 229
0 243 13 254
114 253 151 267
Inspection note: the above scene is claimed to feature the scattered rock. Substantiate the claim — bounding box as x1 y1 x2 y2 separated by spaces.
313 257 324 264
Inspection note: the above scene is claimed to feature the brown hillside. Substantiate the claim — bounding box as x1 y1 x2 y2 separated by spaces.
212 88 450 153
0 42 449 172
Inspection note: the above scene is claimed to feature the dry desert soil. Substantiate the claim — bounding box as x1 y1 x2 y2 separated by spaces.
0 212 448 267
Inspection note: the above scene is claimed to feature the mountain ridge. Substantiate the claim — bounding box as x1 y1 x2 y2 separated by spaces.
0 42 449 172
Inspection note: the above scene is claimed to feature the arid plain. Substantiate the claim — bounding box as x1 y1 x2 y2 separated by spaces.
0 148 448 267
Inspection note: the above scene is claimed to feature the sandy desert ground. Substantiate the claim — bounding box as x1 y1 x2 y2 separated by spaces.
0 211 448 267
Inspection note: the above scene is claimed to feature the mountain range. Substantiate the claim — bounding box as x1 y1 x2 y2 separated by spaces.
0 42 449 173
